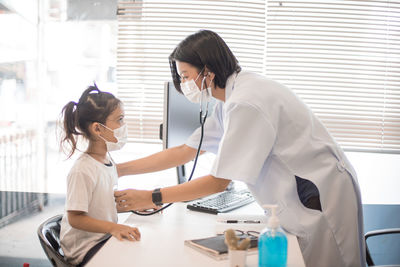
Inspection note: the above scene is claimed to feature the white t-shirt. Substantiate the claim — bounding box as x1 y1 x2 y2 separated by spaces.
60 153 118 265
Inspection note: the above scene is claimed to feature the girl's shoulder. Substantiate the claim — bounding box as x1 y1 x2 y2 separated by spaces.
68 153 99 176
68 153 116 177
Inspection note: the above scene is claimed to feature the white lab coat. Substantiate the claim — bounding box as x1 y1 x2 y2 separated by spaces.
186 71 365 267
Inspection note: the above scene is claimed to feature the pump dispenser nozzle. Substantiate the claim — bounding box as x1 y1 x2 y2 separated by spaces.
262 204 280 230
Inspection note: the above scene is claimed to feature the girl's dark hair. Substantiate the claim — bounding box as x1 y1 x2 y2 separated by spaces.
60 84 121 158
169 30 241 93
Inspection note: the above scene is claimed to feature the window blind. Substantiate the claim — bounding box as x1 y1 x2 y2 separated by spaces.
265 0 400 153
116 0 267 143
117 0 400 153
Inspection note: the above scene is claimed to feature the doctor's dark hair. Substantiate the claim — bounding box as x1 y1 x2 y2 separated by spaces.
169 30 241 93
60 84 121 158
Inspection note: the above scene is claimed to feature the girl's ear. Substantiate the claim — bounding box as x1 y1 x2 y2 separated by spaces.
89 122 102 137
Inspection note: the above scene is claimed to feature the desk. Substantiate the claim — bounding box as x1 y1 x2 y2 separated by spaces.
87 202 305 267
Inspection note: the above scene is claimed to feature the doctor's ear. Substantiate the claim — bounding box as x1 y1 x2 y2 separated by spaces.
208 72 215 82
204 69 215 81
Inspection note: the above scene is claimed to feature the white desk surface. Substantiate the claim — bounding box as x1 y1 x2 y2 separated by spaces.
87 202 305 267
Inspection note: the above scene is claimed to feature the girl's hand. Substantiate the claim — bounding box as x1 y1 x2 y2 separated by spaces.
110 224 141 241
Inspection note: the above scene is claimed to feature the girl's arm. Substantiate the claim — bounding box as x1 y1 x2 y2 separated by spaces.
117 144 198 177
67 211 140 241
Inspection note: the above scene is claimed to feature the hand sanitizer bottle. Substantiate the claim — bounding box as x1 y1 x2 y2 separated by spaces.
258 204 288 267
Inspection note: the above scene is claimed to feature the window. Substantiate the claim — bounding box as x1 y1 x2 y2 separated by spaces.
117 0 267 143
265 0 400 153
117 0 400 153
0 0 119 193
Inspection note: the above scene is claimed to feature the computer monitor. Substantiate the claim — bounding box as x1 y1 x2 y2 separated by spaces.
161 81 214 184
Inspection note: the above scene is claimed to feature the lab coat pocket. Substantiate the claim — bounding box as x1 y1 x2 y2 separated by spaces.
295 175 322 212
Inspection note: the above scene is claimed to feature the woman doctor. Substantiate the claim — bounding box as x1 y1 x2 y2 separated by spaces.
114 30 365 267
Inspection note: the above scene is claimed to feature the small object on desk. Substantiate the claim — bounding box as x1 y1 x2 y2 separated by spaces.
237 238 251 250
216 214 267 235
184 234 258 260
217 214 267 224
228 249 247 267
225 220 261 224
224 229 251 251
228 250 247 267
224 229 239 250
225 229 250 267
186 189 255 214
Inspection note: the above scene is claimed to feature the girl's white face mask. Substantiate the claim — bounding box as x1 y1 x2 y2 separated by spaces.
99 123 128 151
180 71 212 103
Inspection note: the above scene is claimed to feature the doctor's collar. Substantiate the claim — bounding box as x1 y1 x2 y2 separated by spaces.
224 71 239 102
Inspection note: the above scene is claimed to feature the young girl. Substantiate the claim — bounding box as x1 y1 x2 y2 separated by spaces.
59 85 140 266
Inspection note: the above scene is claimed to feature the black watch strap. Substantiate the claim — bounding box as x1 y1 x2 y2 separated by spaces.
152 188 163 206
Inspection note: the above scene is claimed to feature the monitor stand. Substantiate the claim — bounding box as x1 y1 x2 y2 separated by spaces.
176 165 235 191
176 165 186 184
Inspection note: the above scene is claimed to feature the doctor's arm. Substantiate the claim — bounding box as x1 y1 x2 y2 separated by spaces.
117 144 199 177
114 175 231 212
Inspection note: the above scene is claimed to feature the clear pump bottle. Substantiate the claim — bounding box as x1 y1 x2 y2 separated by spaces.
258 204 288 267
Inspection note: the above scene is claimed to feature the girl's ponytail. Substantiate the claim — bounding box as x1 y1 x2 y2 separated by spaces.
60 101 80 158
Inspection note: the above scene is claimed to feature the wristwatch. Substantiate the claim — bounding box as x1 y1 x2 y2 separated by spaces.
152 188 163 206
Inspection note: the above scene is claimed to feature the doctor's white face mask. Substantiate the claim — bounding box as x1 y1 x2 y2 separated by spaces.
99 123 128 151
180 71 212 103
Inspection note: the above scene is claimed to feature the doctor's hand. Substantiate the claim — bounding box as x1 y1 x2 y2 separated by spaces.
114 189 157 212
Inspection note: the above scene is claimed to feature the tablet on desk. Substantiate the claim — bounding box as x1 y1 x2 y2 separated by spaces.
184 234 258 260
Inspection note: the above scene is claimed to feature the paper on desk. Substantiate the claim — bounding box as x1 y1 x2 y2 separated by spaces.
215 214 267 234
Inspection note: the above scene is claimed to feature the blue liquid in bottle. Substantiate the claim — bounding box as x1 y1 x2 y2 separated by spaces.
258 229 288 267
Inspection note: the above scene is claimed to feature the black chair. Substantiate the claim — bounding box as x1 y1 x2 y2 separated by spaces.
37 214 74 267
365 228 400 267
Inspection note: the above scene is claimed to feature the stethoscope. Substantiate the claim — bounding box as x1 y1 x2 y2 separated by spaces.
131 76 210 216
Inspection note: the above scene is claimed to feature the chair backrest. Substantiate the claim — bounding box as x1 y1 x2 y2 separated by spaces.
37 214 74 267
364 204 400 266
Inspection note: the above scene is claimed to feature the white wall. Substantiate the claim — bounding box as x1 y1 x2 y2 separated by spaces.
346 152 400 205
